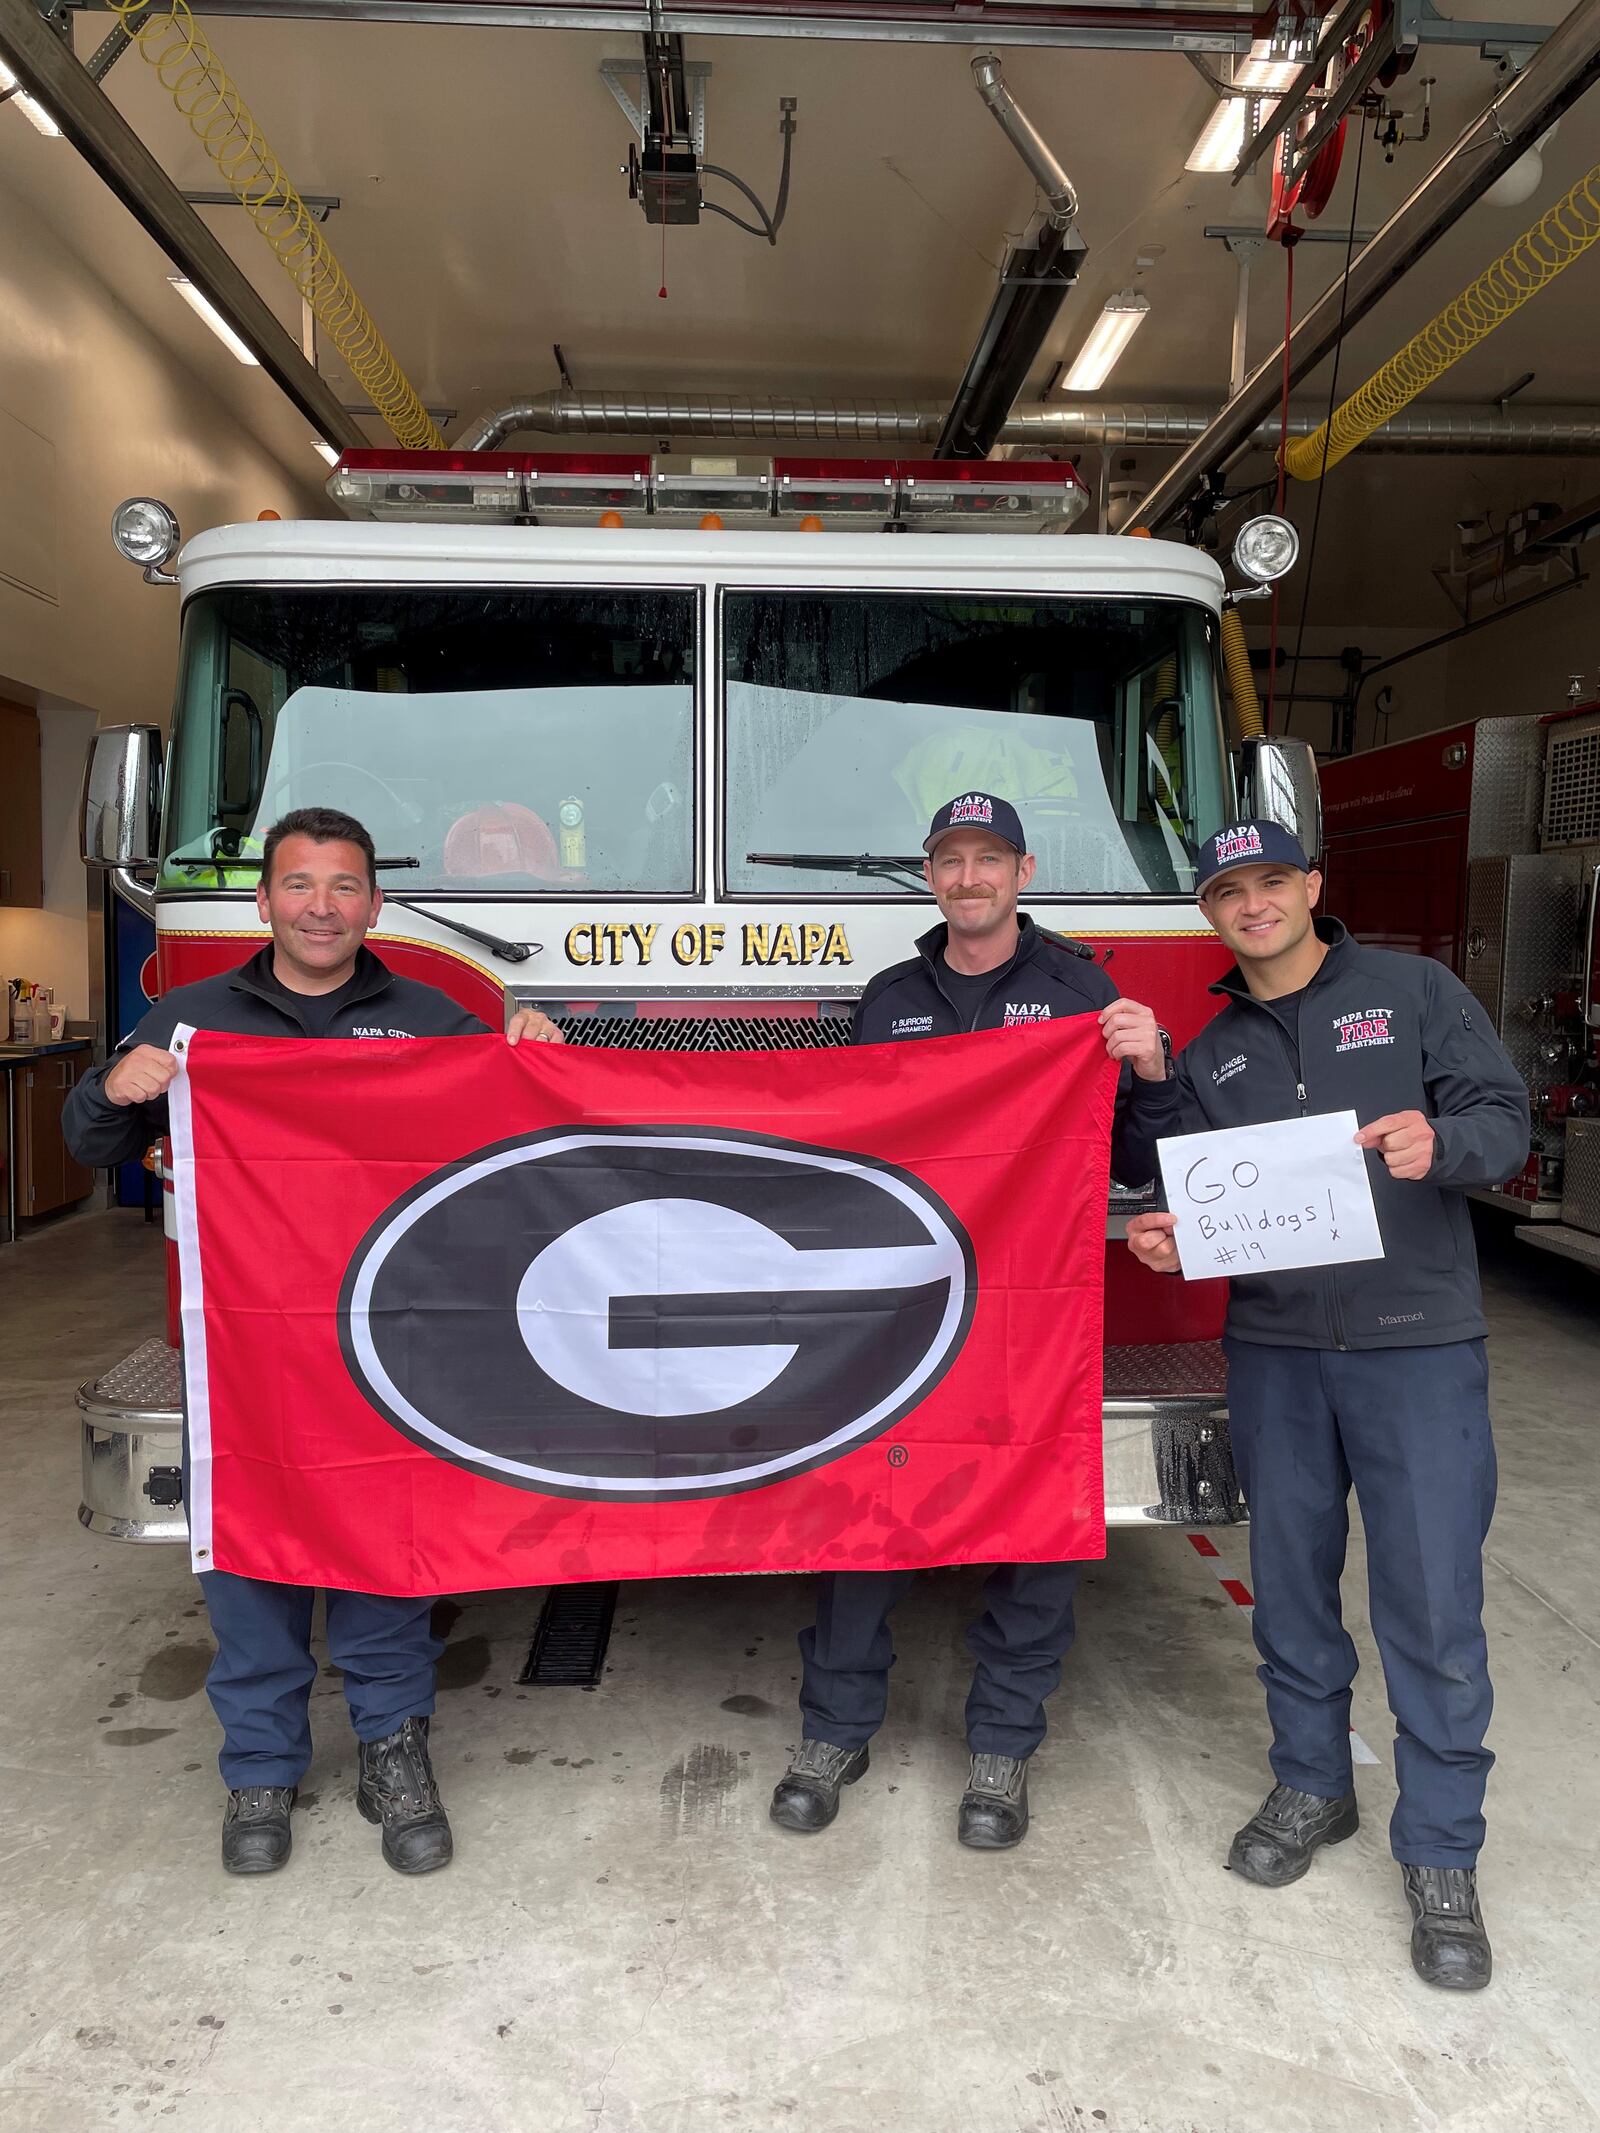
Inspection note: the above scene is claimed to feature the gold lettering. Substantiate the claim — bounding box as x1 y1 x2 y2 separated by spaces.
564 924 594 966
743 923 772 966
705 923 726 958
770 922 801 966
602 922 627 963
671 924 704 966
822 923 853 966
801 923 826 963
630 922 659 965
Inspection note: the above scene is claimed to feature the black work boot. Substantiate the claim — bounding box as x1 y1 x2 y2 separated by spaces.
221 1785 296 1875
356 1717 453 1875
1402 1865 1492 1990
769 1739 869 1833
958 1753 1030 1850
1228 1783 1359 1887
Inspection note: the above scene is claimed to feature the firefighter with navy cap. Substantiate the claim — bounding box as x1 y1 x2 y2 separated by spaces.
1125 817 1529 1991
769 790 1174 1850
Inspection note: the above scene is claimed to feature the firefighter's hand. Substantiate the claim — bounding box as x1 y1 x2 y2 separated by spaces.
1354 1110 1436 1181
506 1008 565 1046
1099 998 1167 1082
103 1044 180 1107
1126 1211 1182 1275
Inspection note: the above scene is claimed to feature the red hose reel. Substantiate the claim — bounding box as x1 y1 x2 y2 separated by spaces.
1265 0 1391 242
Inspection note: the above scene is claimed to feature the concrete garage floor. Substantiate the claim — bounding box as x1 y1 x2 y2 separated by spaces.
1 1213 1597 2133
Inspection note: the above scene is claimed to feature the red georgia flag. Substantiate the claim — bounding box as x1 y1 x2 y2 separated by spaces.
169 1018 1115 1595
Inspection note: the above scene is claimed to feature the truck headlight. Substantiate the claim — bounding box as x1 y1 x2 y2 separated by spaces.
1232 513 1300 584
111 497 181 569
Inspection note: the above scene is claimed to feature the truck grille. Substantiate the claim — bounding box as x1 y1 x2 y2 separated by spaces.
1543 713 1600 849
555 1013 854 1052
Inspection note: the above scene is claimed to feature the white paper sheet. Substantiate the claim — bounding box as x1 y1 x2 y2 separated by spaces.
1156 1109 1385 1280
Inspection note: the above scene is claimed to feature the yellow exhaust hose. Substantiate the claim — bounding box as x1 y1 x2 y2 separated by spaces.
1283 158 1600 482
1220 605 1264 742
104 0 444 452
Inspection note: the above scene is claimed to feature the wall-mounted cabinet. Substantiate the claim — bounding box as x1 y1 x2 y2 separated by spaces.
0 699 44 908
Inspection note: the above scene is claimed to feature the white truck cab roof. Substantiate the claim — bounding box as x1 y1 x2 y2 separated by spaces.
174 519 1227 607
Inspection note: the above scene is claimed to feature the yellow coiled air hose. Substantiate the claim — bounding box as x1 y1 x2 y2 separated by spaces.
1219 606 1264 742
105 0 444 452
1283 157 1600 481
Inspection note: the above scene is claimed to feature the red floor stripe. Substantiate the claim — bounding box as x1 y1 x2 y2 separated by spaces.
1187 1533 1220 1558
1220 1577 1255 1608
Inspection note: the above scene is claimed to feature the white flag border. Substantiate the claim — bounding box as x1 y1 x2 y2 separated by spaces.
165 1021 214 1573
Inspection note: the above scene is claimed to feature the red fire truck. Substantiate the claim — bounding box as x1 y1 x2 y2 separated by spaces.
76 450 1313 1544
1321 700 1600 1270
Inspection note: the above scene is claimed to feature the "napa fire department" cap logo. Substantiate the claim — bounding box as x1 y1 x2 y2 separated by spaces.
1213 823 1264 864
338 1127 975 1501
949 794 994 825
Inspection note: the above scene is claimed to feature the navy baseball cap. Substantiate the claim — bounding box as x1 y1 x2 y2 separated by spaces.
923 792 1027 855
1196 817 1312 895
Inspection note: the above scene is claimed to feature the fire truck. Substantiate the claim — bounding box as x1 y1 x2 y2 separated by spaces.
75 449 1313 1546
1321 701 1600 1271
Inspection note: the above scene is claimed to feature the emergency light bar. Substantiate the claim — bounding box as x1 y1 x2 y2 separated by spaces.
775 459 898 521
325 451 1089 532
525 452 650 521
326 450 530 524
899 460 1088 532
652 467 773 522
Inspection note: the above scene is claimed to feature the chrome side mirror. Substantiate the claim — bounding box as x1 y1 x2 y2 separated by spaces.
82 725 164 868
1241 734 1321 864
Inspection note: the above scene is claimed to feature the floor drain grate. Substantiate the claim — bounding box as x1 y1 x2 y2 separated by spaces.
518 1583 619 1688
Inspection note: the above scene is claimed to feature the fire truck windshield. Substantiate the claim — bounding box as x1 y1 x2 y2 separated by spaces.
160 586 697 893
725 591 1228 896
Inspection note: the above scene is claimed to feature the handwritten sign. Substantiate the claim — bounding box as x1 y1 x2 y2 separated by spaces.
1156 1110 1384 1280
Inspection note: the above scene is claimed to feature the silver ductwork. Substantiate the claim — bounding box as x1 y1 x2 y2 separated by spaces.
456 391 1600 457
971 52 1078 230
456 394 937 448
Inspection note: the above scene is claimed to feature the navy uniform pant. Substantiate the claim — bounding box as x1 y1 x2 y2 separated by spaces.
200 1569 441 1790
798 1563 1082 1761
1224 1336 1497 1868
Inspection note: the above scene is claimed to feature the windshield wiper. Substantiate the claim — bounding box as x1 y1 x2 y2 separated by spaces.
182 846 538 963
375 870 542 965
746 851 929 891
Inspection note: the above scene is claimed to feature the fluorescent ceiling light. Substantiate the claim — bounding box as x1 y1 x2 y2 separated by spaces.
1186 99 1249 175
167 276 260 366
1186 41 1303 174
0 59 62 136
1236 48 1304 93
313 441 341 466
1063 292 1150 393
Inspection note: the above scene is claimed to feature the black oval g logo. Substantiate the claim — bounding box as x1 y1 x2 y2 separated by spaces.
339 1126 975 1500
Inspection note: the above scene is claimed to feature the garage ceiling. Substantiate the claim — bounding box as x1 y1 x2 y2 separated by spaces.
2 0 1597 629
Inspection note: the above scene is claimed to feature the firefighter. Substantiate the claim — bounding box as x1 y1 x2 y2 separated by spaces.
62 806 565 1879
1125 819 1529 1991
769 791 1172 1850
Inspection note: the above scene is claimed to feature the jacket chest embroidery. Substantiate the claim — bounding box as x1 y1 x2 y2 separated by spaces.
891 1015 935 1037
350 1025 417 1039
1333 1008 1395 1052
1004 1003 1052 1026
1212 1053 1249 1086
